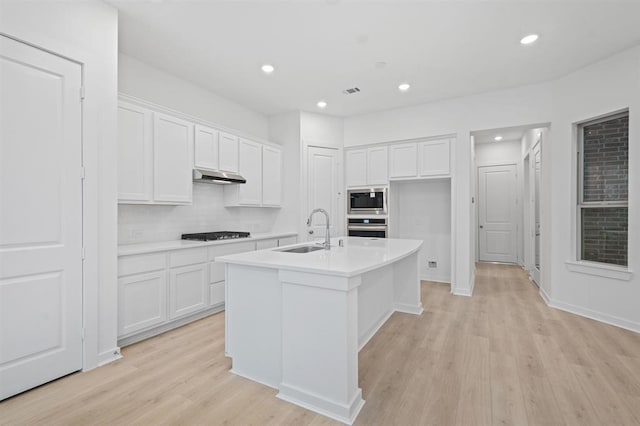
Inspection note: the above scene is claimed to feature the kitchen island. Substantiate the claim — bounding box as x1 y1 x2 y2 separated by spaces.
217 237 423 424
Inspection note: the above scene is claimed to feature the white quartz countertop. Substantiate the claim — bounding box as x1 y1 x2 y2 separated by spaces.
118 232 298 256
216 237 422 278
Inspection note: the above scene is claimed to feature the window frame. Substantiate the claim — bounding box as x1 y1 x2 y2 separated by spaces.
576 110 629 266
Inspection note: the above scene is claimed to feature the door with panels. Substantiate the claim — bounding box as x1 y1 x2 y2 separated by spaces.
307 146 339 240
0 35 83 400
478 164 518 263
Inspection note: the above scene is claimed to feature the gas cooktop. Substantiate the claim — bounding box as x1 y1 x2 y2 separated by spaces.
181 231 251 241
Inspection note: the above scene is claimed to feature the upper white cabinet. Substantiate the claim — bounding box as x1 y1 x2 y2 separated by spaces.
153 113 193 204
346 149 367 187
118 102 153 202
118 102 193 205
389 143 418 179
418 139 450 176
262 145 282 207
238 139 262 205
367 146 388 185
218 131 239 173
194 124 219 171
346 147 388 187
225 141 282 207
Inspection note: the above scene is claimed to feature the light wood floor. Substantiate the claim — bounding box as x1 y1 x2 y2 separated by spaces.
2 263 640 425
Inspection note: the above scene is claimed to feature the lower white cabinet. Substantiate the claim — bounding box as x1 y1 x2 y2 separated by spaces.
118 235 297 342
118 271 167 336
169 263 208 319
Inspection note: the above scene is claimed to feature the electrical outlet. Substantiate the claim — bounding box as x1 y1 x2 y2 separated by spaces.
428 261 437 268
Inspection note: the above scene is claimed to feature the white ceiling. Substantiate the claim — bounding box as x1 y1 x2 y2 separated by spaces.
111 0 640 117
473 127 528 144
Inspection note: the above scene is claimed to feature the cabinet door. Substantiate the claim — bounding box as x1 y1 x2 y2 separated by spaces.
367 146 388 185
418 139 450 176
238 139 262 205
209 282 225 306
218 131 239 173
118 271 167 336
153 113 193 204
169 263 208 319
389 143 418 178
262 145 282 206
346 149 367 187
194 124 219 170
117 102 153 202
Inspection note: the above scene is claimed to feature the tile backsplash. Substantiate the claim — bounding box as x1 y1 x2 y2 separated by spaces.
118 184 279 244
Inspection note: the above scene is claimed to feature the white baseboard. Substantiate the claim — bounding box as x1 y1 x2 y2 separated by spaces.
96 347 122 367
277 383 365 425
394 302 424 315
358 309 394 351
539 287 551 304
453 287 473 297
540 293 640 334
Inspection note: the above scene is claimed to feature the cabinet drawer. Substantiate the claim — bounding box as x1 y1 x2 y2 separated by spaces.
209 282 225 306
118 253 166 277
208 241 256 261
169 248 208 268
256 239 278 250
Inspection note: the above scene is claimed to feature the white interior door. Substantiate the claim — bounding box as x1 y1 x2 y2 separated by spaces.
0 36 83 400
478 164 517 263
307 146 339 241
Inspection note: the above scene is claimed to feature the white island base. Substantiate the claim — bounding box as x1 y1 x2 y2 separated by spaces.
219 238 423 424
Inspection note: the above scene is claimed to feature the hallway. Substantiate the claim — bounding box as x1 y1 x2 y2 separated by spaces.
1 264 640 425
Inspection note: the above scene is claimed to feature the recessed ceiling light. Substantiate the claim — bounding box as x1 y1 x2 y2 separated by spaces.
261 64 275 74
398 83 411 92
317 100 327 109
520 34 539 45
494 136 503 141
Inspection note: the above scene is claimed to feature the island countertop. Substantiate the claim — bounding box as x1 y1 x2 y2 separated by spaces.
215 237 422 278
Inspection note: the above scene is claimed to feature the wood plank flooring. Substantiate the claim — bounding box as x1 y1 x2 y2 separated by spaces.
2 263 640 425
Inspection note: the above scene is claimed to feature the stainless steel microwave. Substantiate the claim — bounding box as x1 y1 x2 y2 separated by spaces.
347 188 387 215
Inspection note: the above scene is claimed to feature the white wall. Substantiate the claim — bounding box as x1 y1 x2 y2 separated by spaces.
119 54 268 139
345 83 553 295
269 111 301 234
0 0 119 367
117 54 289 244
390 180 452 283
547 45 640 331
300 112 345 238
474 139 524 264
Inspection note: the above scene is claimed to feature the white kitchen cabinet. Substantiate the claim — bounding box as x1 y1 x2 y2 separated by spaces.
262 145 282 207
194 124 219 171
389 143 418 178
278 236 298 247
208 241 256 306
153 113 193 204
118 271 167 336
346 149 367 187
256 238 279 250
367 146 388 185
418 139 450 176
169 263 208 319
226 141 282 207
218 131 239 173
117 102 153 202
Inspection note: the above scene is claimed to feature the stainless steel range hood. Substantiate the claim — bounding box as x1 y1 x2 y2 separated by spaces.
193 169 246 185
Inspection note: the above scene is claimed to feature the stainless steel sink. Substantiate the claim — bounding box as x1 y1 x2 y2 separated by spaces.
278 245 325 254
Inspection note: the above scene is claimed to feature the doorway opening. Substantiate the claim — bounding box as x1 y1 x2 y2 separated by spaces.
471 124 548 285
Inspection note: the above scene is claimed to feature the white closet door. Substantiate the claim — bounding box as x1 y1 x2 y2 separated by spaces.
307 147 339 240
0 35 83 400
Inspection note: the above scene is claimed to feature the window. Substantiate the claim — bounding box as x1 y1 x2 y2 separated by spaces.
577 111 629 266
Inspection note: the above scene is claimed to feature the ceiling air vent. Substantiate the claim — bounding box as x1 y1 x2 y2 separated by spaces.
342 87 361 95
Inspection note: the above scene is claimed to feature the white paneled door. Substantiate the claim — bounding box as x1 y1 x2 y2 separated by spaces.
307 147 339 241
478 164 518 263
0 36 83 399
